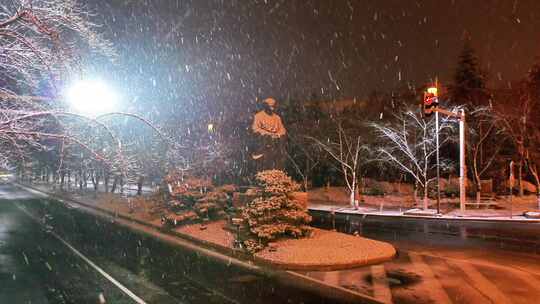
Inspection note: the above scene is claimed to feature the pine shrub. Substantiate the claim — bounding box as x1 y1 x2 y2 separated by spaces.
240 170 312 253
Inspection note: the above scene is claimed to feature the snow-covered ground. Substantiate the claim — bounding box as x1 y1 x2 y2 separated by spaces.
307 186 540 221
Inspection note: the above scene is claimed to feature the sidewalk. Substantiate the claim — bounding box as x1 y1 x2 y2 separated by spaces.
307 187 540 222
309 203 540 222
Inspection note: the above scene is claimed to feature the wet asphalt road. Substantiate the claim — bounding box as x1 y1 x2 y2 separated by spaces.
304 212 540 303
0 193 132 303
2 183 540 304
0 185 338 304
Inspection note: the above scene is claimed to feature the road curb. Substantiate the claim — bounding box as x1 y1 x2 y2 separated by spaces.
13 182 385 304
309 206 540 223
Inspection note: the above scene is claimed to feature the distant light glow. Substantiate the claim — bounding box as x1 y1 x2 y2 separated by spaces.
427 87 438 96
66 79 118 114
207 123 214 132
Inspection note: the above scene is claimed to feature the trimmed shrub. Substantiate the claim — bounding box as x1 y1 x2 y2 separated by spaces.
161 171 234 227
240 170 312 253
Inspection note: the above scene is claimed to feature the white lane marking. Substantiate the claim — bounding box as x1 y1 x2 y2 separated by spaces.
52 231 148 304
408 252 452 304
14 185 242 304
15 203 148 304
371 265 392 304
451 260 511 304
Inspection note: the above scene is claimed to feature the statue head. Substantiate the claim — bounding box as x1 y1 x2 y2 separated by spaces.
263 97 277 114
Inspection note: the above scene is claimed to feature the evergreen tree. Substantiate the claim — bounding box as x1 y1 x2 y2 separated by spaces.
451 40 489 106
240 170 312 253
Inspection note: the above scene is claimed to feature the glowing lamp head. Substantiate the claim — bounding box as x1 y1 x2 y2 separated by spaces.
427 87 438 96
66 79 118 114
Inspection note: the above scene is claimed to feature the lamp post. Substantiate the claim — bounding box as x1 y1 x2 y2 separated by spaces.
424 85 467 214
424 86 441 213
436 107 441 214
431 107 467 213
459 109 466 212
509 161 514 218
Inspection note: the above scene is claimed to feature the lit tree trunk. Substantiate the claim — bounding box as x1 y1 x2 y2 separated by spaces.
60 172 65 189
83 170 88 189
111 176 119 193
348 175 357 208
347 169 354 208
79 169 84 190
137 176 144 196
104 172 110 193
304 158 310 192
529 163 540 208
423 183 429 210
120 177 124 194
518 159 524 196
92 171 100 191
474 156 482 205
311 127 363 210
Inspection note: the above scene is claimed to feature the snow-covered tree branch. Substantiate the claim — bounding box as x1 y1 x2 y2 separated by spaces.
310 123 368 208
466 107 507 203
0 0 129 182
371 109 457 209
0 0 115 95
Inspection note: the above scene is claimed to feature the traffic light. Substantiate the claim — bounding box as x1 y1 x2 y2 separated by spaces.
423 87 438 117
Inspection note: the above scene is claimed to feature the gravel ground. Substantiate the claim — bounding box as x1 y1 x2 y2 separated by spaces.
254 228 396 270
177 221 396 271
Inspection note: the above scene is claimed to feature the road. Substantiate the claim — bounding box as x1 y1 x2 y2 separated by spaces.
2 184 540 304
0 185 183 304
0 184 340 304
303 212 540 303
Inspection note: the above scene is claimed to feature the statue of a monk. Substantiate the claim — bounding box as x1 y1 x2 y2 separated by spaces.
251 97 287 171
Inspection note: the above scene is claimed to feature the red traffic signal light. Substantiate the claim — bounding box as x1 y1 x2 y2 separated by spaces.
423 87 438 116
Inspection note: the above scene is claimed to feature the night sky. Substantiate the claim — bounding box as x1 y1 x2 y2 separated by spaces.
87 0 540 118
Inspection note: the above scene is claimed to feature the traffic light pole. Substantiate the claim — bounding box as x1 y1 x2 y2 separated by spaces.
436 110 441 214
459 109 466 212
433 108 466 213
424 84 466 213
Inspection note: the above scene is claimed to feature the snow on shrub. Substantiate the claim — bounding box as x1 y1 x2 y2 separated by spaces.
240 170 312 253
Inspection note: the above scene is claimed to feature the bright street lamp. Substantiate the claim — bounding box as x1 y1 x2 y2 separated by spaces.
66 79 119 115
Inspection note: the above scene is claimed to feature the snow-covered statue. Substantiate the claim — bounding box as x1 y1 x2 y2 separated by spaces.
251 97 287 171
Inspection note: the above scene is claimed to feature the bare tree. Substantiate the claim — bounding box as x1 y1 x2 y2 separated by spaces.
498 87 539 197
286 134 323 192
467 108 507 203
0 0 119 172
0 2 187 187
0 0 115 95
311 124 367 208
371 109 456 210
